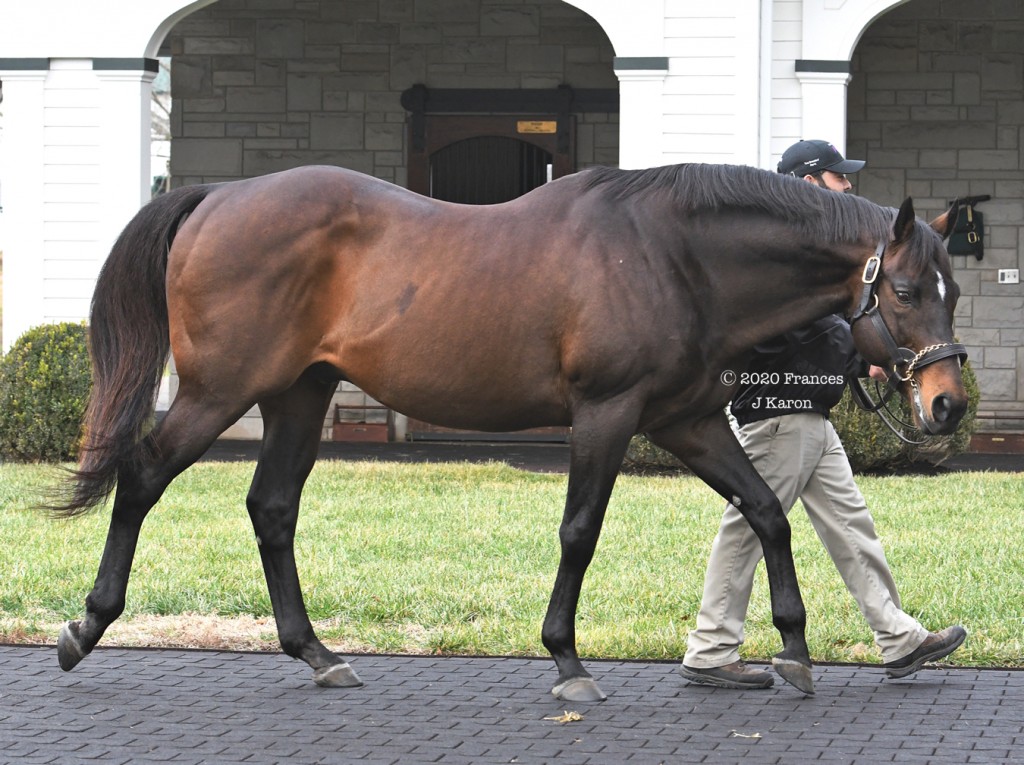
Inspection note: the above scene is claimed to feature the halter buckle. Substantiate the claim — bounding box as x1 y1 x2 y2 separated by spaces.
862 255 881 284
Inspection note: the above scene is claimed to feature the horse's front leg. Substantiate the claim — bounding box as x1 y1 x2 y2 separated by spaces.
648 412 814 694
543 402 639 702
247 376 362 688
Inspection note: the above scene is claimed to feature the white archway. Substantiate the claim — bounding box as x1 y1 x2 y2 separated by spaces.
561 0 668 169
796 0 911 153
146 1 221 58
560 0 664 57
804 0 913 62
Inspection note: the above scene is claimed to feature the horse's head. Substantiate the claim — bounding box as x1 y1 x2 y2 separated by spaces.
849 197 968 435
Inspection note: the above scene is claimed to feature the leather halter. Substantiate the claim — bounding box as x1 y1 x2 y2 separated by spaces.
847 240 967 392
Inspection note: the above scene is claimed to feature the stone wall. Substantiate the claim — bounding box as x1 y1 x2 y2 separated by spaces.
848 0 1024 430
167 0 619 188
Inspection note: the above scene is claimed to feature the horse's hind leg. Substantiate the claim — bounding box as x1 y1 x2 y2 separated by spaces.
246 372 362 688
58 392 245 671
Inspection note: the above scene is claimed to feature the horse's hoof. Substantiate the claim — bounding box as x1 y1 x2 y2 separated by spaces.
313 662 363 688
772 656 815 695
57 621 88 672
551 677 607 702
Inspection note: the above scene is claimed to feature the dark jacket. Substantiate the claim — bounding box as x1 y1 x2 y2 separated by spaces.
730 314 868 427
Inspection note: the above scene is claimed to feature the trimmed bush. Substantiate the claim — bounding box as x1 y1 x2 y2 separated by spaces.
0 322 92 462
624 361 980 474
622 433 686 473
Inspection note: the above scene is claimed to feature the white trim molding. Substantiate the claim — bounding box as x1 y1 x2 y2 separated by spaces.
795 65 853 152
614 58 669 170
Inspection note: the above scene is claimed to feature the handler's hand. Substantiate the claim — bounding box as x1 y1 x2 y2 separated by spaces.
868 365 889 382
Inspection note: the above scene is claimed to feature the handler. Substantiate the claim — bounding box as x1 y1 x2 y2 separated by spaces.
679 140 967 690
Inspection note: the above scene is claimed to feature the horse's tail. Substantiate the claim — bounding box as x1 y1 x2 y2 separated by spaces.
51 185 212 517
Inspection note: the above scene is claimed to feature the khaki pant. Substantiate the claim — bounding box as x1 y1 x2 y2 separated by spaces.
684 413 928 667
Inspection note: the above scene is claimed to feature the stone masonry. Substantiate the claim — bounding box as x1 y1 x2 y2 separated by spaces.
167 0 619 188
848 0 1024 431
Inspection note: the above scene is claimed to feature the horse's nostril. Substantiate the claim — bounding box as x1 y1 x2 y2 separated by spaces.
931 394 966 425
932 395 952 423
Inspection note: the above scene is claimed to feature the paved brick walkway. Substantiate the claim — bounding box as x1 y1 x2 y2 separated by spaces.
2 645 1021 764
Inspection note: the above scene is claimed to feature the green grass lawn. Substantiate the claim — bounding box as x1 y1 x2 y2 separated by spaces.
0 458 1020 667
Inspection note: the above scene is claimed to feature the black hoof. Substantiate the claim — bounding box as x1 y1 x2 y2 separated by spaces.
551 677 607 702
313 661 363 688
57 621 88 672
772 656 815 695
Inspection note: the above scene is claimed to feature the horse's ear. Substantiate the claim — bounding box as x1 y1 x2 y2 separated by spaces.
893 197 915 243
929 201 958 241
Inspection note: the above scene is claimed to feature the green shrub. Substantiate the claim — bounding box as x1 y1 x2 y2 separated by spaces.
624 361 980 475
623 432 685 473
0 322 92 462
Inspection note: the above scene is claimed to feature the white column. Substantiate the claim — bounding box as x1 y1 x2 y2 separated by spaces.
94 65 157 252
795 69 853 150
614 58 669 170
758 0 774 169
0 68 48 350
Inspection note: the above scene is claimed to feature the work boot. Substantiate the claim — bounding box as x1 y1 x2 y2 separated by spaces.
884 625 967 679
679 660 774 689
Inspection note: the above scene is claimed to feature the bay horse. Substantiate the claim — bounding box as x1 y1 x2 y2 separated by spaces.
53 163 967 701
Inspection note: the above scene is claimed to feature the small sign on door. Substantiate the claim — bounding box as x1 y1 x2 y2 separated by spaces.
517 121 557 134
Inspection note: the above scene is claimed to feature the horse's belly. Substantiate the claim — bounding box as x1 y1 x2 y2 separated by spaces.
334 324 569 431
355 374 571 432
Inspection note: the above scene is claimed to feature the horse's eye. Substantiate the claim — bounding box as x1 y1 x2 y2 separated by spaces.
895 290 912 305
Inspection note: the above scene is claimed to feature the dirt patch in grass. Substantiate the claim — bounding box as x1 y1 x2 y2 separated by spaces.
0 614 384 654
102 614 282 650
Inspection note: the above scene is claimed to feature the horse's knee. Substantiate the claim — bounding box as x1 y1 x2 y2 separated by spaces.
740 496 790 547
557 517 602 566
246 494 298 549
761 511 792 548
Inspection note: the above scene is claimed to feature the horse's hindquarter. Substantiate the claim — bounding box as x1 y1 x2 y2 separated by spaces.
167 168 373 394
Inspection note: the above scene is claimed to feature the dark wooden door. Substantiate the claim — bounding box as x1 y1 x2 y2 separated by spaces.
408 114 572 201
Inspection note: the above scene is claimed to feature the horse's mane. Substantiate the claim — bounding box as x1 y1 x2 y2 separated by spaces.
579 163 894 248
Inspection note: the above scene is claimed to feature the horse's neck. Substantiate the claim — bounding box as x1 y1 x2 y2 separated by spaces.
715 240 866 355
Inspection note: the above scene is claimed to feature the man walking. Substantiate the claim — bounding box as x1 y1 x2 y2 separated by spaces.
679 140 967 690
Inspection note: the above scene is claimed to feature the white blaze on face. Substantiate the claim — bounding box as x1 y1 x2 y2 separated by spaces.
936 270 947 301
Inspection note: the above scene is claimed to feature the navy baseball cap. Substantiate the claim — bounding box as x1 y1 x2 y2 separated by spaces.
777 139 865 176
